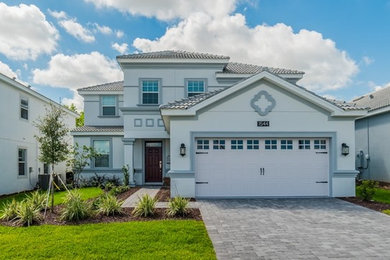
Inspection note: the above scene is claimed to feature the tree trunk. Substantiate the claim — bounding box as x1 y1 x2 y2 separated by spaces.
51 165 55 212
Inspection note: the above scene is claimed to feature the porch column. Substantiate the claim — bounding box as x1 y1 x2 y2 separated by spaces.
123 138 135 187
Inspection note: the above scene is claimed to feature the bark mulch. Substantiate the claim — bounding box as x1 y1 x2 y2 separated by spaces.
341 197 390 212
155 187 196 202
0 207 202 227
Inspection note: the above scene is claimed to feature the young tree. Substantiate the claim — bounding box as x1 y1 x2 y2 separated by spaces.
63 103 84 127
35 104 70 211
67 143 99 186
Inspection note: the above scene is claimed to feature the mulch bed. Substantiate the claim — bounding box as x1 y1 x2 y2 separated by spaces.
0 207 202 227
155 187 196 202
0 187 202 227
341 197 390 212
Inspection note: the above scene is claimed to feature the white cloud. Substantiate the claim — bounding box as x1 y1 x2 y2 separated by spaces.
93 23 113 35
362 56 374 66
0 3 58 60
0 60 17 78
84 0 237 21
59 19 95 43
32 51 123 90
116 30 124 38
62 89 84 111
48 9 67 19
133 13 358 92
112 42 128 54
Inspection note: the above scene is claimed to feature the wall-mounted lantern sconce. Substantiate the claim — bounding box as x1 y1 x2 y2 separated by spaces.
180 143 186 157
341 143 349 156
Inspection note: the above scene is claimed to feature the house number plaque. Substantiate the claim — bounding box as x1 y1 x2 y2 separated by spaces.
257 121 270 127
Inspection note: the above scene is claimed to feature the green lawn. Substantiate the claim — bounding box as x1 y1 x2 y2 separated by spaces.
0 220 216 259
356 186 390 204
0 187 103 210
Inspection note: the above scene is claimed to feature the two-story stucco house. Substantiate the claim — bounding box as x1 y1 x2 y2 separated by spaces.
0 73 78 195
72 50 366 198
354 86 390 182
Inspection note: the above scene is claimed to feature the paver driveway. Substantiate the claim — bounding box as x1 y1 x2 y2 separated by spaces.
199 198 390 259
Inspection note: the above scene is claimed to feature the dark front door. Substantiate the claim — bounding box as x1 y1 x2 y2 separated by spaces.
145 142 162 182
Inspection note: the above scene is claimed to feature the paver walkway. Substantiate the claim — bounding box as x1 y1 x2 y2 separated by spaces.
122 186 160 207
198 198 390 259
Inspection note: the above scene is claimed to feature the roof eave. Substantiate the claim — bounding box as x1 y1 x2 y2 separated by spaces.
117 57 230 65
78 90 123 96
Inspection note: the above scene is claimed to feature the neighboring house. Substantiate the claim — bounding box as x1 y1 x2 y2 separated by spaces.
72 50 366 198
354 86 390 182
0 73 78 195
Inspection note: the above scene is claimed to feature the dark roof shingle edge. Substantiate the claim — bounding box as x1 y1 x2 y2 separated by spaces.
117 50 229 60
78 81 124 92
71 126 124 132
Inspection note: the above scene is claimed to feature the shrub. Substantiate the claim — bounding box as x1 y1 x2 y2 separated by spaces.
0 199 19 221
166 196 189 217
60 190 91 221
104 182 115 192
122 165 130 186
15 201 42 226
132 194 157 217
357 180 379 201
26 191 47 211
96 193 123 216
383 209 390 216
104 176 121 188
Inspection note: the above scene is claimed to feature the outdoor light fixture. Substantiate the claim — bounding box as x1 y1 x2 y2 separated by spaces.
341 143 349 156
180 143 186 157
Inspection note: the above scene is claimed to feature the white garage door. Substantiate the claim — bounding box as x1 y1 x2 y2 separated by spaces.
195 138 329 197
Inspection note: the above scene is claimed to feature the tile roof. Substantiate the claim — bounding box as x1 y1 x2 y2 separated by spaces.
160 89 225 110
353 85 390 112
117 50 229 60
71 126 124 132
223 62 304 75
78 81 123 91
161 78 366 111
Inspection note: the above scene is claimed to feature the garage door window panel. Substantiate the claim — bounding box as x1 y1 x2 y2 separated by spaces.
314 140 326 149
281 140 293 150
265 140 277 150
213 140 225 150
299 140 311 150
247 140 259 150
231 140 243 150
197 140 209 150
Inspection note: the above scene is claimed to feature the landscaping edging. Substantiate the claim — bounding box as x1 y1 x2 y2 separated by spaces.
340 197 390 213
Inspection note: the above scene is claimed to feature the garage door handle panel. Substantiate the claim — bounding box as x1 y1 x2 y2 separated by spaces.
196 181 208 184
196 152 208 154
316 152 328 154
316 181 328 183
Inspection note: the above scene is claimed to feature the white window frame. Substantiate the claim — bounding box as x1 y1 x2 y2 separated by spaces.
231 139 243 150
18 148 27 177
197 139 210 150
20 97 29 120
213 139 225 150
140 79 161 105
100 95 117 116
265 139 277 150
299 139 311 150
281 140 293 150
314 140 326 150
92 139 112 168
185 79 207 97
247 139 259 150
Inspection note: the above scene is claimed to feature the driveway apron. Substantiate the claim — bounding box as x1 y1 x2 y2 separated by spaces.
199 198 390 259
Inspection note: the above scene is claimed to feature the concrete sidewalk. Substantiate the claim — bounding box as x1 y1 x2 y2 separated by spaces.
121 186 160 207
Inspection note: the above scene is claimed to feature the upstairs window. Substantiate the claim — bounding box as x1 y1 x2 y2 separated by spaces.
187 80 205 97
93 140 110 168
18 148 27 176
142 80 159 104
101 96 116 116
20 98 28 120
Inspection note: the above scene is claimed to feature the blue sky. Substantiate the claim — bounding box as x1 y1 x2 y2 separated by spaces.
0 0 389 110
